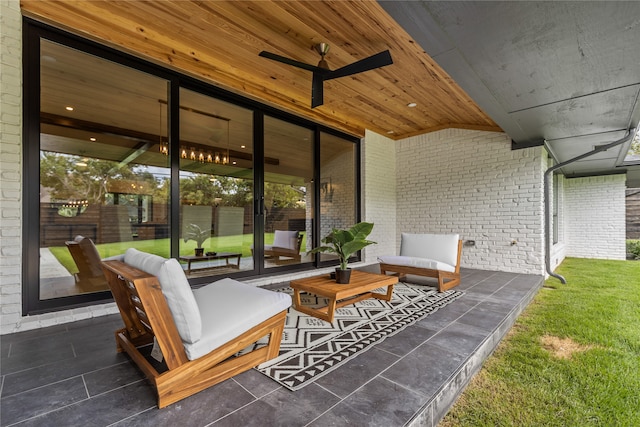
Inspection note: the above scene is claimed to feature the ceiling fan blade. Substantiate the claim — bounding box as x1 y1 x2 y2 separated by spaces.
311 72 325 108
325 50 393 81
259 51 323 73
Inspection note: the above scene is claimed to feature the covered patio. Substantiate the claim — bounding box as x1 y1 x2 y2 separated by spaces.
1 1 638 424
1 267 542 426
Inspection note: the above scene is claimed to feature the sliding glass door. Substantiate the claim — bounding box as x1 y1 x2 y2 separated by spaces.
38 40 170 299
263 116 314 269
178 89 254 277
24 21 360 314
318 131 358 264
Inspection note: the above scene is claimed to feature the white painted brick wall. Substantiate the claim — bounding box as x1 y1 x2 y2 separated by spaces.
564 175 626 259
1 0 26 334
395 129 546 275
362 130 396 262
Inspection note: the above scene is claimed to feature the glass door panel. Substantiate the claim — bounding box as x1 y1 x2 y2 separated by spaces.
38 40 170 298
319 132 357 263
178 89 254 277
263 116 313 269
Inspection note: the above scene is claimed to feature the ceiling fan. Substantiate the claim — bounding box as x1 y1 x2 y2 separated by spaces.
259 43 393 108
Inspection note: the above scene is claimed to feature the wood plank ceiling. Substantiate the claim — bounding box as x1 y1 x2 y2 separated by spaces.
21 0 501 140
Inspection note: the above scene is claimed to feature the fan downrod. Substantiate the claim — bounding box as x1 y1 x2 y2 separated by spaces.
315 43 330 69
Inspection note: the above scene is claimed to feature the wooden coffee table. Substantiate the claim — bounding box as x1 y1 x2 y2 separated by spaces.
179 252 241 274
289 270 398 322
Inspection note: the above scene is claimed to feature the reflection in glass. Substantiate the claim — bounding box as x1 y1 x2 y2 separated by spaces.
263 116 313 269
178 89 254 277
319 132 357 263
39 40 170 299
34 37 361 306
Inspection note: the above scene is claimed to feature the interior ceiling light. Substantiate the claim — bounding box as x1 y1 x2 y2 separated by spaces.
159 103 168 155
180 119 230 165
89 137 96 141
65 106 74 111
407 102 417 108
387 130 395 134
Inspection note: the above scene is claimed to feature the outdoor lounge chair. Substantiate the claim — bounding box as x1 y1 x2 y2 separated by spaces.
101 248 291 408
378 233 463 292
263 230 303 262
65 235 108 291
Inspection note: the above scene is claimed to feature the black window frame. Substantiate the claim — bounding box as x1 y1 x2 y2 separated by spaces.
22 18 361 315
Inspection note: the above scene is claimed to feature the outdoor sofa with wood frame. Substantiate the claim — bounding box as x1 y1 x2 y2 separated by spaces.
378 233 463 292
264 230 303 262
101 248 291 408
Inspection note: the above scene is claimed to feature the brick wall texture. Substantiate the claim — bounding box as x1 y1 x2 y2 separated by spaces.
1 1 25 333
362 130 397 262
394 129 547 275
564 175 626 259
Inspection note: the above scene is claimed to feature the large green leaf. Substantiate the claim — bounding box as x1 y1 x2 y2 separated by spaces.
341 239 376 258
349 222 374 240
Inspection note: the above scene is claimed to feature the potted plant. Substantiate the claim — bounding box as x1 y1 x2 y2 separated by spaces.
308 222 376 283
183 223 211 257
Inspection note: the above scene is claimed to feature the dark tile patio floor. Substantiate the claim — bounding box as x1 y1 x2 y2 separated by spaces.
0 266 543 427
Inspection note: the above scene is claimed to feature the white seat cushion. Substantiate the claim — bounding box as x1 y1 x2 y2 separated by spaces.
399 233 460 267
378 255 456 273
185 278 292 360
124 248 202 344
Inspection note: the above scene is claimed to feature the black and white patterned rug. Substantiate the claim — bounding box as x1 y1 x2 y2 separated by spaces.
253 283 464 390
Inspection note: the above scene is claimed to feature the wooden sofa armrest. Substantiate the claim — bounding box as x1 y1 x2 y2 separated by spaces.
102 260 189 367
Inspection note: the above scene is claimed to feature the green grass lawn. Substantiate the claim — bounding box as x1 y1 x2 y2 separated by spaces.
441 258 640 427
48 233 307 274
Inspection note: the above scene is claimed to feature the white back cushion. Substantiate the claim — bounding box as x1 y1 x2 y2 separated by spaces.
400 233 460 267
272 230 298 249
124 248 202 344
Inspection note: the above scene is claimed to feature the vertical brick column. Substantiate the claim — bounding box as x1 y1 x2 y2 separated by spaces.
1 0 24 333
362 130 397 262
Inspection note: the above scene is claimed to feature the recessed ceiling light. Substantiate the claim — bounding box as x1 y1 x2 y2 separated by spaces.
232 161 237 165
65 106 74 111
240 145 246 149
407 102 417 108
387 130 395 134
89 137 96 142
